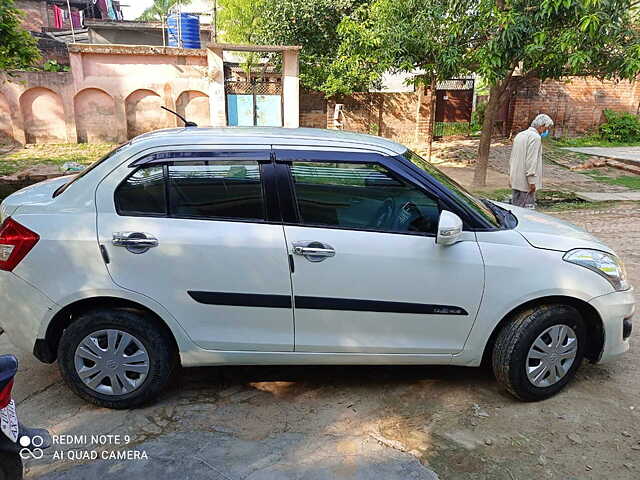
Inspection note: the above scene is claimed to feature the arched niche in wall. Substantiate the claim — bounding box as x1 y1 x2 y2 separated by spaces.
20 87 66 144
74 88 118 143
176 90 210 127
125 89 166 139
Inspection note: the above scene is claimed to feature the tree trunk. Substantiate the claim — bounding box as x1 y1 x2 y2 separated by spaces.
427 77 437 161
472 76 511 187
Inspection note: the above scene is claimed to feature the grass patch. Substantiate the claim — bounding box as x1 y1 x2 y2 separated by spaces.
435 122 471 137
579 170 640 190
551 136 640 148
476 188 620 211
0 143 116 176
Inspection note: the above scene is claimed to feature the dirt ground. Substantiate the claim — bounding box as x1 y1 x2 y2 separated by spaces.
0 202 634 479
2 139 639 479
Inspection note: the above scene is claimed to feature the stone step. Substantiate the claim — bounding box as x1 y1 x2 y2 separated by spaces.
575 191 640 202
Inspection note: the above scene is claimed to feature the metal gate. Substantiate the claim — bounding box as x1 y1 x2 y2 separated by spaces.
434 78 474 137
225 79 283 127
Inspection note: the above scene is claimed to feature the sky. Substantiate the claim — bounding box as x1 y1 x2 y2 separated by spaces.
120 0 153 20
121 0 212 21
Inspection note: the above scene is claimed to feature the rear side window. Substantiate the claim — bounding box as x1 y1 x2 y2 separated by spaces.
115 160 265 221
167 161 264 220
291 162 440 234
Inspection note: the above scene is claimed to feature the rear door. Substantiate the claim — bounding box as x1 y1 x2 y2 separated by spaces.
95 147 294 352
275 149 485 354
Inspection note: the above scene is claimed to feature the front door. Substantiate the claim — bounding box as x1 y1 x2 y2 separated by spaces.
96 148 294 352
278 153 485 354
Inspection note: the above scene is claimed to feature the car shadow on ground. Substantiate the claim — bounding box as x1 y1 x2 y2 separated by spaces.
167 363 501 400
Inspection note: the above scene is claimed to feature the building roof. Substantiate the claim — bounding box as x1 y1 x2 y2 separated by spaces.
85 20 214 32
130 127 407 155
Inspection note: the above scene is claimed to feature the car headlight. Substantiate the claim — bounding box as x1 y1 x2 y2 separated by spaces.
563 249 629 291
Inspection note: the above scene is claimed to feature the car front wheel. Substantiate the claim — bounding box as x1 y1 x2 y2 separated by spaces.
492 304 587 401
58 308 175 409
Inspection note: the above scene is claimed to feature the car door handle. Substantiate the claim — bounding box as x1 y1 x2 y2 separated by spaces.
112 232 158 254
292 241 335 262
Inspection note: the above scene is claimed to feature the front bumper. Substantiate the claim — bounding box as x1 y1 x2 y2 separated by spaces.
0 272 55 354
589 287 635 363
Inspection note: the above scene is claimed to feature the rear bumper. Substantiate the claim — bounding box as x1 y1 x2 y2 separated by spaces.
589 287 635 363
0 272 55 355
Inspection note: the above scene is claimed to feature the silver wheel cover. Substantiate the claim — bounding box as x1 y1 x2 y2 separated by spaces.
526 324 578 388
74 329 150 396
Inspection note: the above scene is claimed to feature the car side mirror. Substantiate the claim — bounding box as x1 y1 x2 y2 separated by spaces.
437 210 463 246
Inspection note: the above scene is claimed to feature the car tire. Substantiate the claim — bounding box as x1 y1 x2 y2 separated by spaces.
0 452 23 480
58 308 176 409
492 304 587 401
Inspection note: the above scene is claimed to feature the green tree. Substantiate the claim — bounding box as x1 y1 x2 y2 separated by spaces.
255 0 369 91
469 0 640 186
138 0 192 21
217 0 263 44
217 0 265 78
0 0 40 72
333 0 640 186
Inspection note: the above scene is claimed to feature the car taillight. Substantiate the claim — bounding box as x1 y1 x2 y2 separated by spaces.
0 217 39 272
0 378 14 409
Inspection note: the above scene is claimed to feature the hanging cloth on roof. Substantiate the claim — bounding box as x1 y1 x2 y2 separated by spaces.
96 0 108 18
105 0 117 20
70 10 82 29
52 5 64 29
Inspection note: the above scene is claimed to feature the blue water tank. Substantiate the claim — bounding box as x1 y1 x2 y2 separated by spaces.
167 13 201 49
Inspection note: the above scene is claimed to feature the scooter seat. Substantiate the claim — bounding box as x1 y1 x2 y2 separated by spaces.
0 355 18 384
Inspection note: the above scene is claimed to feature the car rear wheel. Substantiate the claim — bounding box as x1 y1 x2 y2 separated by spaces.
492 304 587 401
58 308 175 409
0 452 22 480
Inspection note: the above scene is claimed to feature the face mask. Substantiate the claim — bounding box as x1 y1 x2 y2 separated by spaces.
540 130 549 138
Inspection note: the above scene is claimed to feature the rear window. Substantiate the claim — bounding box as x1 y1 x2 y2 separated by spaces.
53 143 130 198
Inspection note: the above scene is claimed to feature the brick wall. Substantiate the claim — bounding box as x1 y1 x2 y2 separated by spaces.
508 77 640 137
33 34 70 66
16 0 47 32
305 88 434 145
299 89 326 129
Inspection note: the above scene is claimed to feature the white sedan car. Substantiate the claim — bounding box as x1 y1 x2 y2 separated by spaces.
0 128 633 409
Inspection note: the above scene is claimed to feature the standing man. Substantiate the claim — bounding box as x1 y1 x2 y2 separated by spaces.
509 114 554 208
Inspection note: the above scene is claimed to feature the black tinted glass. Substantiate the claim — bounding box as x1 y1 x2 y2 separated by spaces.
168 161 264 220
291 162 439 234
115 165 166 215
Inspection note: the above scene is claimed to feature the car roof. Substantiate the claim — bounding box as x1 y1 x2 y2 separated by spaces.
130 127 408 156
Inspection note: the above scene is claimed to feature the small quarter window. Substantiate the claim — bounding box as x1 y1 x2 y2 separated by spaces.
115 165 166 215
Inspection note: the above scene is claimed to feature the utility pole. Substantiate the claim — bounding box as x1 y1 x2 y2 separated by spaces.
213 0 217 43
66 0 76 43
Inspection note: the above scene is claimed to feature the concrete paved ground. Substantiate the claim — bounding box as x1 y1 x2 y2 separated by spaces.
562 146 640 164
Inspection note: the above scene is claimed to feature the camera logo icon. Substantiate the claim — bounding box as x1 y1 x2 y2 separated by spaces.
19 435 44 459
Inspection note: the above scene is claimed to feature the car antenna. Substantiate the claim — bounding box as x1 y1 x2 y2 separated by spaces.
161 106 198 127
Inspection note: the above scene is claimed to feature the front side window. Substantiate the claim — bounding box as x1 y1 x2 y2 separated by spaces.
115 159 265 221
291 162 439 234
403 150 500 227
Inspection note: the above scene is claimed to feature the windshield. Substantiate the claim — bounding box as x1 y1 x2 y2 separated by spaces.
53 142 130 198
403 150 500 227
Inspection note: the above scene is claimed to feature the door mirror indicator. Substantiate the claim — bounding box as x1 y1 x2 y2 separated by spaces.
437 210 463 246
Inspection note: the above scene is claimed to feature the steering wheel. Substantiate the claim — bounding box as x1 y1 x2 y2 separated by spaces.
394 201 432 232
371 197 395 229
